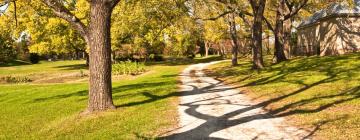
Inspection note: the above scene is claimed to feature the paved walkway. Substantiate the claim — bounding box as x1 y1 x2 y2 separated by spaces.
165 61 309 140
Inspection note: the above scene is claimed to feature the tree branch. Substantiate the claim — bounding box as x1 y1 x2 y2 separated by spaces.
13 1 17 26
238 10 253 17
194 10 234 21
42 0 88 39
284 0 308 20
0 0 18 26
238 11 253 27
0 2 9 14
110 0 121 9
248 0 257 10
263 16 274 32
285 0 293 9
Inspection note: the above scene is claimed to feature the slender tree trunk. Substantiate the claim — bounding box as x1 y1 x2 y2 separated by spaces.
198 40 206 57
284 18 292 58
251 0 266 69
87 2 115 112
221 45 225 57
229 12 239 66
219 41 225 57
205 41 209 57
274 0 287 63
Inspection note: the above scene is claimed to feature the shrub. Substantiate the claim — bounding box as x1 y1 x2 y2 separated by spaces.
0 34 16 63
29 53 40 64
148 54 164 61
154 55 164 61
1 76 32 83
112 60 146 75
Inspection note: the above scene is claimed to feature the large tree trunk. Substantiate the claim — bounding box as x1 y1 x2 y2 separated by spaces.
87 2 115 112
251 0 266 69
274 0 287 63
42 0 119 113
229 12 239 66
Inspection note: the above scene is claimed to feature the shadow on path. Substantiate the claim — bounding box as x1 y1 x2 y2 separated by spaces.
159 61 360 140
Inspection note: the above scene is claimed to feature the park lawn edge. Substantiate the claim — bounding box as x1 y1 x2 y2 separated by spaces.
205 54 360 139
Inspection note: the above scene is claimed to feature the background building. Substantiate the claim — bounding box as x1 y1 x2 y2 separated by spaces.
296 1 360 56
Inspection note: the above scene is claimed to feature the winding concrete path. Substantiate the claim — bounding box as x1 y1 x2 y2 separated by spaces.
166 61 309 140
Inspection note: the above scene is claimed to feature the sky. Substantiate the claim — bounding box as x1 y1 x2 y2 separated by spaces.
0 3 9 13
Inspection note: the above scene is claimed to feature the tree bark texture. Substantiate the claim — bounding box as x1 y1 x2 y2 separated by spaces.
250 0 266 69
42 0 121 112
229 12 239 66
87 1 115 111
283 18 292 58
274 0 287 63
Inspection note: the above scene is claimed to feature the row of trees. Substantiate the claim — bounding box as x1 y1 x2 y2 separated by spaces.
0 0 210 112
0 0 349 112
191 0 330 67
0 0 202 63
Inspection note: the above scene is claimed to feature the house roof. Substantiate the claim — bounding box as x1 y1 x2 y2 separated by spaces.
298 0 360 29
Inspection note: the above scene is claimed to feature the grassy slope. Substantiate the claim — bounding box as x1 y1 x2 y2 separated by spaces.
0 60 87 76
0 60 186 139
208 54 360 139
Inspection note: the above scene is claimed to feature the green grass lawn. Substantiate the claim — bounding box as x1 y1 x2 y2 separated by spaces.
0 60 89 84
0 66 181 139
0 56 222 139
207 54 360 139
0 60 87 76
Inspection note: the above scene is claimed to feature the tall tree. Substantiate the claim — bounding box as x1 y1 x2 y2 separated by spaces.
195 0 246 65
42 0 121 112
228 12 240 66
203 19 228 57
1 0 117 111
264 0 308 63
249 0 266 69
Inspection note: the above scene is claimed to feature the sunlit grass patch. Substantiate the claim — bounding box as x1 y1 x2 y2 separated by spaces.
207 53 360 139
0 59 189 139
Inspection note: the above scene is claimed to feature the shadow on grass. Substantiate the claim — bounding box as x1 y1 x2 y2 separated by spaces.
146 55 224 66
28 53 360 139
211 53 360 88
29 70 360 139
51 56 223 70
30 81 175 103
160 81 360 139
0 60 31 67
164 53 360 139
55 64 88 70
32 90 88 102
120 78 358 139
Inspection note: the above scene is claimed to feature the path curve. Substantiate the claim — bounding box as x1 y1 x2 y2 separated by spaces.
166 61 309 140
